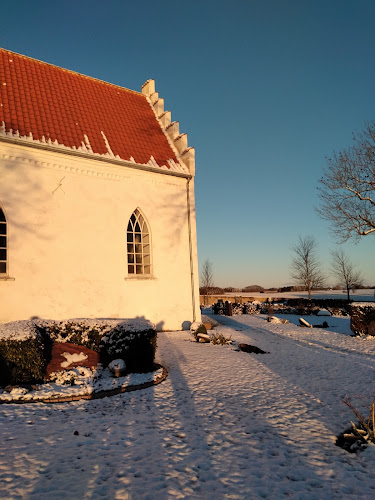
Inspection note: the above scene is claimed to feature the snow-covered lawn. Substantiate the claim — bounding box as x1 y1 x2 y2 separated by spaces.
1 314 375 499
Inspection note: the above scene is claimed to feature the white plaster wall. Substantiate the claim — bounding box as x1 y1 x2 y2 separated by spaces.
0 141 201 330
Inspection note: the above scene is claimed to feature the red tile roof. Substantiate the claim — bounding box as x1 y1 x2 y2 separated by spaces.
0 48 182 171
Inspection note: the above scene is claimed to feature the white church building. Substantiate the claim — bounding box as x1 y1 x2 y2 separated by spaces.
0 48 201 330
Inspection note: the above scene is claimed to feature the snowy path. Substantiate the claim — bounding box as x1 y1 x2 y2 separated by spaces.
1 315 375 499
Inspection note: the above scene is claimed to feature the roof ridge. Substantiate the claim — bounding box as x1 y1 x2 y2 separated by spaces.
0 46 142 96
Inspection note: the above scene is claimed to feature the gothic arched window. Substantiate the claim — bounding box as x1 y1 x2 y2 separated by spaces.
0 207 7 274
127 208 151 276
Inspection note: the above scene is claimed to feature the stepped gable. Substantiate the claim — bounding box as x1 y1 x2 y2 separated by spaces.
0 48 189 173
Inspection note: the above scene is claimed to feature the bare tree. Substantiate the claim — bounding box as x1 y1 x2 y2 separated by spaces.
330 248 364 301
291 235 325 299
317 121 375 242
200 259 214 295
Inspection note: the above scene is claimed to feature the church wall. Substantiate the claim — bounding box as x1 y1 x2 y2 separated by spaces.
0 141 201 330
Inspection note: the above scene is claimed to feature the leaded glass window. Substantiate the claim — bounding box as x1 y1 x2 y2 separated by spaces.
127 209 151 275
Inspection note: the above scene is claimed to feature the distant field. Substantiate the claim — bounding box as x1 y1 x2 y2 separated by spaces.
223 289 375 302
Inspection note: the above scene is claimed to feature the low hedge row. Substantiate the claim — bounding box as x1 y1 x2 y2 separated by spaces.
0 319 157 386
284 298 351 312
0 321 52 386
212 298 350 317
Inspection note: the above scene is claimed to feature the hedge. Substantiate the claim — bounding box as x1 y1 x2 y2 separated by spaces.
0 321 52 386
350 303 375 336
0 319 157 386
99 326 157 373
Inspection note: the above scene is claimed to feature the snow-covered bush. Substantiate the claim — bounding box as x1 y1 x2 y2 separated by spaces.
0 318 157 386
99 322 156 373
350 303 375 336
36 319 109 351
0 321 52 385
243 302 260 314
209 332 233 345
337 396 375 452
285 298 349 316
212 298 350 318
35 318 157 372
232 303 243 315
212 301 225 315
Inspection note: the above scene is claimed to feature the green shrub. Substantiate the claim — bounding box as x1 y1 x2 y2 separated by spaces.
38 319 157 372
99 325 157 373
0 319 157 386
0 322 52 385
39 318 157 373
350 303 375 336
36 320 106 351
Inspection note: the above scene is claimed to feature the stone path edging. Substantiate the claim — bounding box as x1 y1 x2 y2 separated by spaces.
0 364 168 405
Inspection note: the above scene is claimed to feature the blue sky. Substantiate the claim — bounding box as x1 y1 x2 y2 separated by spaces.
1 0 374 288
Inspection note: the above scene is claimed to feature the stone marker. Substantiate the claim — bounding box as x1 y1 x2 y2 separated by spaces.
197 333 210 343
299 318 312 328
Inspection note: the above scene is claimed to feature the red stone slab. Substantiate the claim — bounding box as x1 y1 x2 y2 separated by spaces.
45 343 99 379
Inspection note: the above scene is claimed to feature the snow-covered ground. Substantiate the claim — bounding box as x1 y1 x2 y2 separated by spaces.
1 313 375 499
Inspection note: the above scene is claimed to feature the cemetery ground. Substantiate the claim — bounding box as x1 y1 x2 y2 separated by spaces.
1 310 375 499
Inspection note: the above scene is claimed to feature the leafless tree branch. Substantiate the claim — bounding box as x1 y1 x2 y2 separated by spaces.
317 121 375 242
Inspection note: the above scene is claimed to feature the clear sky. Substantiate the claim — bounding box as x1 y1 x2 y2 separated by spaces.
1 0 374 288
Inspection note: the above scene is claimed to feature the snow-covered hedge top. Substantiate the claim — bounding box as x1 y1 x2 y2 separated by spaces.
0 320 40 341
39 318 155 331
350 303 375 309
0 318 156 342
